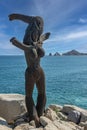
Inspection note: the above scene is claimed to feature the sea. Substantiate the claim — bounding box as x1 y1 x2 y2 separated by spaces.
0 55 87 109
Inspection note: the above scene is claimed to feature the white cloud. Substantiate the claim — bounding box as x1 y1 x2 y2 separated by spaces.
46 31 87 44
79 18 87 23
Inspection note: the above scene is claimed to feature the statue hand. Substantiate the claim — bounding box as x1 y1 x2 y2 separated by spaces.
10 37 17 46
10 37 16 42
8 14 16 21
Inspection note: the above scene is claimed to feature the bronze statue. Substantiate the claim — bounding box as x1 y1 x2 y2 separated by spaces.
9 14 50 127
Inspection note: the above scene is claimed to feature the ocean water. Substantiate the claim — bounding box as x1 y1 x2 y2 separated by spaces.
0 56 87 109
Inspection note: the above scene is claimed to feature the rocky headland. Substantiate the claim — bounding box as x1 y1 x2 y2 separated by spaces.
49 50 87 56
0 94 87 130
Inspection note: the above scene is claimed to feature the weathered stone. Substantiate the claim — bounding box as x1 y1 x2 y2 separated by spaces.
29 120 36 127
81 112 87 122
57 112 67 121
49 104 62 112
62 105 87 114
0 125 12 130
62 105 87 122
14 123 34 130
67 110 81 124
29 128 43 130
44 108 58 121
53 120 82 130
0 117 8 126
44 123 58 130
0 94 26 123
0 117 12 130
80 121 87 127
40 116 52 127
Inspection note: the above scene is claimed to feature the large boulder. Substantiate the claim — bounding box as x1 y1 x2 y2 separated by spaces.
62 105 87 122
0 94 26 123
67 110 81 124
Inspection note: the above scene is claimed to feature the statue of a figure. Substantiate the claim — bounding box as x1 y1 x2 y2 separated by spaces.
9 14 50 127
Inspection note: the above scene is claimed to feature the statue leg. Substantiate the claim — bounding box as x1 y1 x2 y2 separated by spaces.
36 67 46 117
25 68 40 126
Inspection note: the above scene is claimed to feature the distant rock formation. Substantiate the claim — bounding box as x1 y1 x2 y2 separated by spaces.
49 53 52 56
48 50 87 56
54 52 60 56
49 52 60 56
62 50 87 56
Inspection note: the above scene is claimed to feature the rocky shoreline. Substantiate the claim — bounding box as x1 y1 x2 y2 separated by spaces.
0 94 87 130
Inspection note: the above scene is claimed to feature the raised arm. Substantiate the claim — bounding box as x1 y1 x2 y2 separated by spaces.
40 32 51 43
10 37 34 51
8 13 34 24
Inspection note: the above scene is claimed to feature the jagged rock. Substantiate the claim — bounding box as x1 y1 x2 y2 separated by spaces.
0 94 26 123
54 52 60 56
62 105 87 122
44 123 58 130
67 110 81 124
44 108 58 121
57 112 67 121
49 104 62 112
40 116 52 127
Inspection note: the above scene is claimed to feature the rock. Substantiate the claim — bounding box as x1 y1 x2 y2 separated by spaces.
54 52 60 56
0 117 8 126
29 128 44 130
81 112 87 122
44 108 58 121
0 94 26 123
14 123 34 130
67 110 81 124
40 116 52 127
0 117 12 130
49 104 62 112
0 125 12 130
62 105 87 122
29 120 36 127
53 120 82 130
44 123 58 130
57 112 67 121
49 53 52 56
80 121 87 127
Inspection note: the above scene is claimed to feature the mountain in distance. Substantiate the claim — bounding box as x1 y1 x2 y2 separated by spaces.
62 50 87 56
49 52 60 56
48 50 87 56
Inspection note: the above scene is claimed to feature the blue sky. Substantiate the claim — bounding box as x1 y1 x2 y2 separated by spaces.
0 0 87 55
